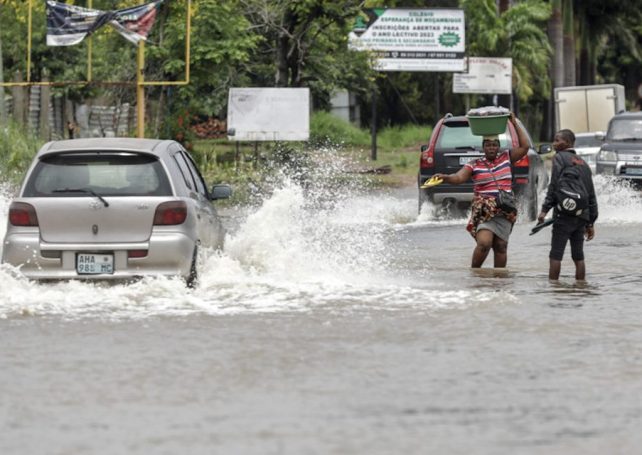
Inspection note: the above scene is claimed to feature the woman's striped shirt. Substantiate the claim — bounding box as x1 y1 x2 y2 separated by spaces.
463 150 513 196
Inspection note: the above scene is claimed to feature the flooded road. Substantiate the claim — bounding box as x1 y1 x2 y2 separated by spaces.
2 175 642 454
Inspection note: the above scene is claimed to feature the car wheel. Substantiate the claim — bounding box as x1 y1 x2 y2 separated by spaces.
185 247 198 288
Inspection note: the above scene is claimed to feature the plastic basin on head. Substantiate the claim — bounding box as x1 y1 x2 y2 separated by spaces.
467 114 509 136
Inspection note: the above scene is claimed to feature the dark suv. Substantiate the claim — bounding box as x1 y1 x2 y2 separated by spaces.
596 111 642 180
418 114 549 220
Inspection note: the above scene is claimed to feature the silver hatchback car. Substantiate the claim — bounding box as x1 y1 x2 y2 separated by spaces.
2 138 231 286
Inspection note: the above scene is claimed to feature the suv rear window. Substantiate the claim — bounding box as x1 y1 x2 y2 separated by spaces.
574 135 603 147
23 152 172 197
436 121 511 149
608 118 642 141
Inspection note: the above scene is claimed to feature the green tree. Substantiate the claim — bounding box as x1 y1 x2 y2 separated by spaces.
462 0 552 103
239 0 376 108
574 0 642 90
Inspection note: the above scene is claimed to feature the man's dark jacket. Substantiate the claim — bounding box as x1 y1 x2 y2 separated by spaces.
541 149 598 225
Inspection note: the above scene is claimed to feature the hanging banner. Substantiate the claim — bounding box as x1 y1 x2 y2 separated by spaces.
46 0 163 46
348 8 465 72
110 2 164 45
45 1 113 46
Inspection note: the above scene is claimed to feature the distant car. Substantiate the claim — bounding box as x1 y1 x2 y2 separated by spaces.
574 131 605 174
596 111 642 181
417 114 549 220
1 138 232 286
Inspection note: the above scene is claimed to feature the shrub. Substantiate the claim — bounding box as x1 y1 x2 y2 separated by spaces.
377 124 431 150
309 111 370 146
0 122 43 184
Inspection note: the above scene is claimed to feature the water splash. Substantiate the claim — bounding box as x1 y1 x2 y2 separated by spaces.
1 151 634 319
593 175 642 223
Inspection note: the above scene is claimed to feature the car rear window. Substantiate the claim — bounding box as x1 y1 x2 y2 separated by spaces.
23 152 172 197
436 121 511 149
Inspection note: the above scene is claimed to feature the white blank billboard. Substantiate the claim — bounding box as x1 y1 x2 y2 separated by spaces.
453 57 512 94
227 88 310 141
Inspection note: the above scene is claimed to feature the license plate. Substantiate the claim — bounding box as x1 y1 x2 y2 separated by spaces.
76 253 114 275
459 156 475 165
625 167 642 175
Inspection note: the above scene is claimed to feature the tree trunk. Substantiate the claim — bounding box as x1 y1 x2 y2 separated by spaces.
40 72 51 140
275 31 289 87
549 0 564 89
562 0 575 86
497 1 511 108
11 71 26 127
577 13 591 86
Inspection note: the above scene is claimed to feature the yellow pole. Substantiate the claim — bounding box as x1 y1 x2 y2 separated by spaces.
137 40 145 138
185 0 191 83
88 0 93 82
27 0 32 82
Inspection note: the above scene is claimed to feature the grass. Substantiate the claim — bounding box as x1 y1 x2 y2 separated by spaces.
0 121 43 186
193 112 431 193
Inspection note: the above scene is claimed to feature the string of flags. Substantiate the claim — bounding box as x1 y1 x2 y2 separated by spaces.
45 0 164 46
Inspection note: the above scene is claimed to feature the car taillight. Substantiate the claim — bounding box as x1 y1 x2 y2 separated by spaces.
514 155 529 167
9 202 39 226
128 249 148 258
420 147 435 169
153 201 187 225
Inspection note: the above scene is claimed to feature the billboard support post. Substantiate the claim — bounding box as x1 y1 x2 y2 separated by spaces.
371 88 377 161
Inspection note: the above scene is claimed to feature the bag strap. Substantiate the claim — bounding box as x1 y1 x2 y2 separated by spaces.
482 159 509 193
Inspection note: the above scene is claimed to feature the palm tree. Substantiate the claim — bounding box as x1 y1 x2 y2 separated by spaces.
562 0 575 86
573 0 642 87
461 0 552 103
549 0 563 88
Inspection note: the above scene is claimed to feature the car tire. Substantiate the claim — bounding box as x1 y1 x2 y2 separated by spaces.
185 247 198 288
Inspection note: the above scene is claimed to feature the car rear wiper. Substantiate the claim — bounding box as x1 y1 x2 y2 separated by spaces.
615 137 642 142
455 146 478 150
53 188 110 207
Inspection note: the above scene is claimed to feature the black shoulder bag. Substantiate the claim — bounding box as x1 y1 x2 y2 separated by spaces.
483 161 517 214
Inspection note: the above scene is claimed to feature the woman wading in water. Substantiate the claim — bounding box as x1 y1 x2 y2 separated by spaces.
434 113 529 268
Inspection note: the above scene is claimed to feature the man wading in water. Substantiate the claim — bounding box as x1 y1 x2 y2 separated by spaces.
538 129 598 281
434 113 529 268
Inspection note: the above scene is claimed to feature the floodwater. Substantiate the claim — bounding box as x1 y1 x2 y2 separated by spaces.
2 167 642 454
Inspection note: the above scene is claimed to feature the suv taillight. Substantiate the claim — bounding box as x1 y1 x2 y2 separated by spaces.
420 119 444 170
420 146 435 169
9 202 39 226
153 201 187 225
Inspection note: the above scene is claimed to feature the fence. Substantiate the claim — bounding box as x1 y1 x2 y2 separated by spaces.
2 82 133 139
